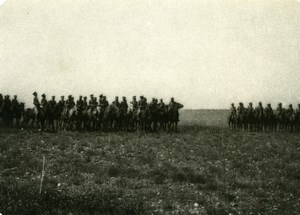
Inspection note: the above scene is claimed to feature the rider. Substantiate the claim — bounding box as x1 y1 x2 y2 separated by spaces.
40 94 47 109
255 102 264 114
76 96 84 111
120 96 128 113
57 96 65 111
93 97 98 109
286 104 294 115
237 102 245 114
169 97 175 108
66 95 75 109
11 95 19 107
130 96 138 111
158 99 165 109
99 96 109 111
230 103 236 113
49 96 56 108
82 96 88 109
89 94 94 108
149 98 157 111
264 103 273 115
33 92 40 110
247 102 254 112
276 103 285 114
112 96 120 109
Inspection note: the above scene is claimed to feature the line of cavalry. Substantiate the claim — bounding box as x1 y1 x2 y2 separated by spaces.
228 102 300 132
0 93 184 133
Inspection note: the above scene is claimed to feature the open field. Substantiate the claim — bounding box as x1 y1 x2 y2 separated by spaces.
0 110 300 215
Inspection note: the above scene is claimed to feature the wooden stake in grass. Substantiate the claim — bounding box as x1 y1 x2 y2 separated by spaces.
39 155 45 195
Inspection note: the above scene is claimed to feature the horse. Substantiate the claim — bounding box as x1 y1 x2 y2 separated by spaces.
167 102 184 133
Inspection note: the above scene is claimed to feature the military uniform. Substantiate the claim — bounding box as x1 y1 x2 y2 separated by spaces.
149 100 157 111
130 100 138 111
33 97 40 109
255 104 264 114
41 97 47 108
230 106 236 113
286 106 294 115
264 105 273 115
49 98 57 108
83 98 88 109
138 99 147 110
76 98 84 111
12 97 19 106
112 100 120 108
99 99 108 110
66 98 75 109
237 104 245 114
120 99 128 112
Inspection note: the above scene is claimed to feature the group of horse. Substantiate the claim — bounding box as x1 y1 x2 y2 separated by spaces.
0 101 184 133
228 106 300 132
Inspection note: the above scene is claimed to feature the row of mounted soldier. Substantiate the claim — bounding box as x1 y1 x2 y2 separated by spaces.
0 93 184 132
229 102 300 132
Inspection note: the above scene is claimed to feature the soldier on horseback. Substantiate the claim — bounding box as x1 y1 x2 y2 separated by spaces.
33 92 40 110
112 96 120 108
11 95 19 107
66 95 75 109
58 96 65 108
130 96 138 111
287 104 294 114
89 94 94 107
40 94 48 109
120 97 128 112
83 96 88 109
138 96 147 110
158 99 165 110
169 97 176 108
99 96 109 110
76 96 84 111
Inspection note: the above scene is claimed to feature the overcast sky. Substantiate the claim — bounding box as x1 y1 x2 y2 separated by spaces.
1 0 300 109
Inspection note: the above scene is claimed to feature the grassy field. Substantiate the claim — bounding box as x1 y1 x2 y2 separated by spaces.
0 110 300 215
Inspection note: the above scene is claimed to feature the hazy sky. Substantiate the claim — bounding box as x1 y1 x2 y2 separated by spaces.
1 0 300 109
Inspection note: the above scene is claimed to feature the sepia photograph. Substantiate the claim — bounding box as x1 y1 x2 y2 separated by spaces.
0 0 300 214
